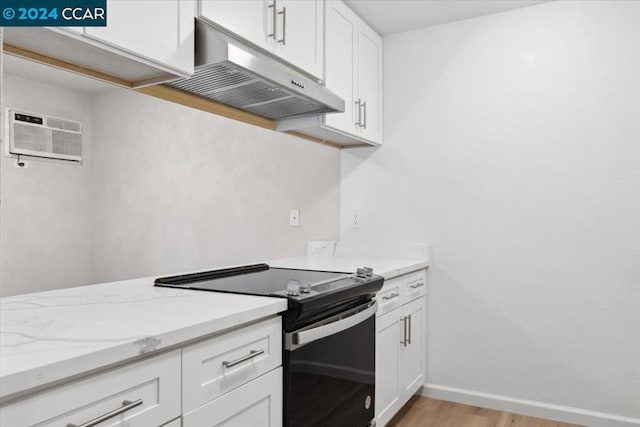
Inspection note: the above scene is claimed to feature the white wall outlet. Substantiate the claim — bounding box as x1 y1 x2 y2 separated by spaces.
289 209 300 227
351 212 363 229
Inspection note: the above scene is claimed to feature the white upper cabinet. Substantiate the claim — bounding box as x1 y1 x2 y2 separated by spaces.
276 0 383 147
274 0 324 80
85 1 195 77
356 23 383 144
200 0 272 52
199 0 324 80
4 0 195 85
324 0 357 134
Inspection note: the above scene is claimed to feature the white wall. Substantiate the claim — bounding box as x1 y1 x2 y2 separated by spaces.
90 89 340 283
0 75 94 296
341 0 640 423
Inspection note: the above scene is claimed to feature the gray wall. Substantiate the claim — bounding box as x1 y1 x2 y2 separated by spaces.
1 74 94 296
90 89 340 283
341 0 640 420
0 76 340 295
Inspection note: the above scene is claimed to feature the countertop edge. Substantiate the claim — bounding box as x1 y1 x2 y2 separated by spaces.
0 299 287 402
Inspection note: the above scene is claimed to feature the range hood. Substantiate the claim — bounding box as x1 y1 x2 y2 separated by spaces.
167 19 345 120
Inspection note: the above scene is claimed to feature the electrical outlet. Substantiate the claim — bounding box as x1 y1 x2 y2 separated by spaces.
351 212 362 229
290 209 300 227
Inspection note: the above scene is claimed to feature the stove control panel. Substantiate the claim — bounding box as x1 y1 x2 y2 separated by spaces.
286 280 312 296
356 266 374 279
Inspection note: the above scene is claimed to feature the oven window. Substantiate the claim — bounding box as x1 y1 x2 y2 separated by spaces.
285 315 375 427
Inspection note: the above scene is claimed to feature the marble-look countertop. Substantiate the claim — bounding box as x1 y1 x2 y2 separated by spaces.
270 256 429 280
0 277 287 401
0 246 429 401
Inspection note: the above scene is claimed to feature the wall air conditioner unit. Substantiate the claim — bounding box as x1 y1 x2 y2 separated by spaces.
8 110 82 162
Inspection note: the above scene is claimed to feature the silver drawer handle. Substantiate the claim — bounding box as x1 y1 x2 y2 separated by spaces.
410 282 424 289
223 349 265 368
66 399 143 427
382 293 399 301
400 316 408 347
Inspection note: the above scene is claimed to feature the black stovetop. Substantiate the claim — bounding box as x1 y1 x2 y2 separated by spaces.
154 263 383 331
155 263 347 297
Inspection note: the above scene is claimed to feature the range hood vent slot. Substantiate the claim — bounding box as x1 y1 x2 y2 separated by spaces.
166 19 344 120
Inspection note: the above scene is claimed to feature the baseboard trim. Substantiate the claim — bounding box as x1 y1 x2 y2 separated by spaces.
420 383 640 427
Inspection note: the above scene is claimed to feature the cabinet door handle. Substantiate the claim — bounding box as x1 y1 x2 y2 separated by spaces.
407 314 412 345
66 399 143 427
355 99 362 126
382 293 399 301
362 100 367 129
223 349 265 368
410 282 424 289
278 7 287 44
400 316 408 347
268 0 277 39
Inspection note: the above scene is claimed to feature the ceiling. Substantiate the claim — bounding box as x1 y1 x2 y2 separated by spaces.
344 0 549 35
3 53 115 93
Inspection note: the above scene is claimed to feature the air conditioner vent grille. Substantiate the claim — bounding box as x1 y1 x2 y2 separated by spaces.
9 110 82 162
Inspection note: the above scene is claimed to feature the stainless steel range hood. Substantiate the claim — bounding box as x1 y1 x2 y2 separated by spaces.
167 19 344 120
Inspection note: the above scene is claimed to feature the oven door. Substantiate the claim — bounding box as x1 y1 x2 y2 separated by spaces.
284 300 377 427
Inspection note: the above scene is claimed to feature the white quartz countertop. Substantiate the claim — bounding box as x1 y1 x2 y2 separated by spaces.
270 256 429 280
0 248 428 401
0 276 287 400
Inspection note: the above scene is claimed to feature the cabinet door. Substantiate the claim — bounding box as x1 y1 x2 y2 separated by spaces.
182 368 282 427
274 0 324 79
84 0 195 76
324 0 357 134
400 297 426 399
357 23 383 144
200 0 273 53
0 350 181 427
375 308 403 427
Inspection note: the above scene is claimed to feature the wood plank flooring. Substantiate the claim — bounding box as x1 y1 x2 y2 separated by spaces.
387 397 581 427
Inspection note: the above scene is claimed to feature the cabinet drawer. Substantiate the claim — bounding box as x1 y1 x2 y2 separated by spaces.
0 350 181 427
182 316 282 412
183 367 282 427
376 279 403 317
402 270 427 302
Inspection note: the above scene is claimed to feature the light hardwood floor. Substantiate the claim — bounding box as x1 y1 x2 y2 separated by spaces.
387 397 582 427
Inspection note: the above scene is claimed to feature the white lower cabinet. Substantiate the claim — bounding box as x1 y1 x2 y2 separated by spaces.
0 316 283 427
182 368 283 427
0 350 182 427
375 307 403 425
375 269 427 427
400 298 426 398
182 316 282 413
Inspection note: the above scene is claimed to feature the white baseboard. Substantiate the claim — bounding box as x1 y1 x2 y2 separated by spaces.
420 383 640 427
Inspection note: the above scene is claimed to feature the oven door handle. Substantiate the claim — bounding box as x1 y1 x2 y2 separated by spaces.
285 301 378 351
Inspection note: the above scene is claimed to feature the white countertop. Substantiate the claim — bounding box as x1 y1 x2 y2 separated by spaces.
0 249 428 401
270 256 429 280
0 276 287 401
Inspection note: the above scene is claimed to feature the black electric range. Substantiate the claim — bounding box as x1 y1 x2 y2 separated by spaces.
155 263 383 427
154 263 383 331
